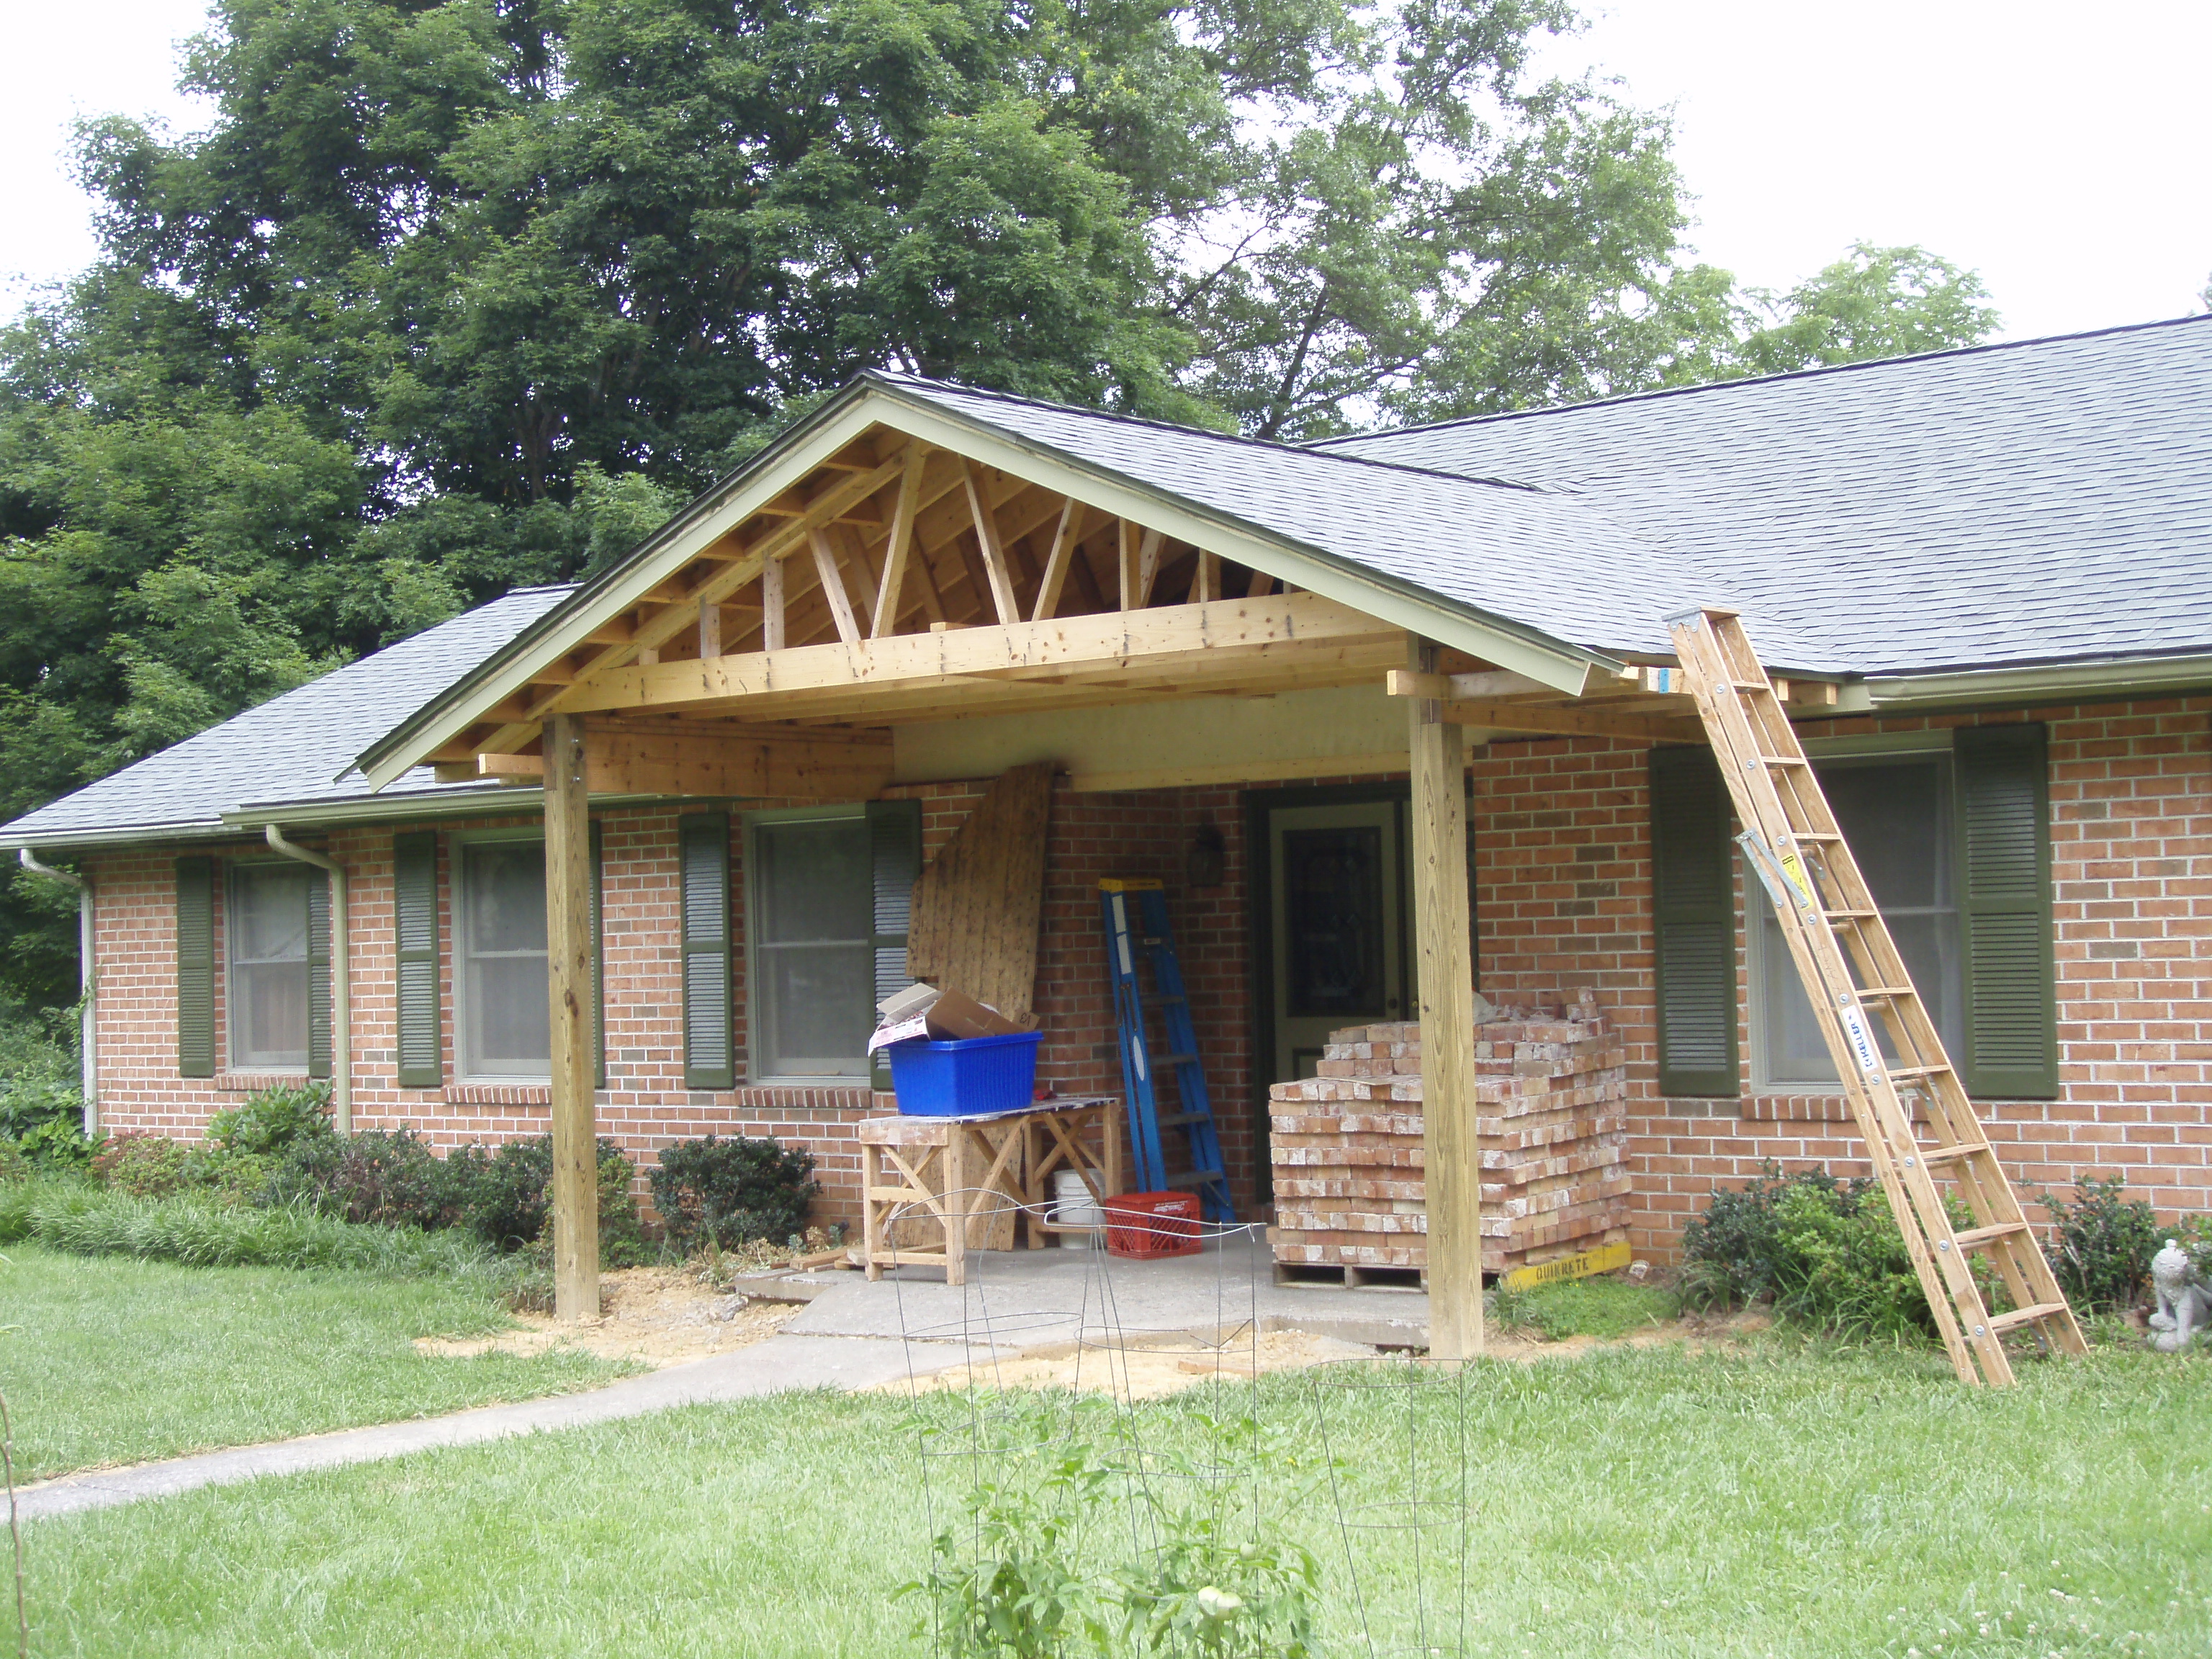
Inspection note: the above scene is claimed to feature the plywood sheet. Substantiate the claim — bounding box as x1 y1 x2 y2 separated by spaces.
906 762 1055 1017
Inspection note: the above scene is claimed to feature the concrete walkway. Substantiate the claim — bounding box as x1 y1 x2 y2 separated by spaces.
17 1236 1427 1525
14 1333 946 1524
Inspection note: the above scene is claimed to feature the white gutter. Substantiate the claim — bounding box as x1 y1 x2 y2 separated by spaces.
17 848 95 1135
261 827 353 1133
1855 652 2212 709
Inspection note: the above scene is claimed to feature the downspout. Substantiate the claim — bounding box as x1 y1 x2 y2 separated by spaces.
17 849 94 1136
263 827 353 1133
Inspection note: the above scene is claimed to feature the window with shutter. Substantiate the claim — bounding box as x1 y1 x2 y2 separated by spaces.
867 799 922 1091
227 862 313 1071
1956 724 2058 1099
680 812 734 1089
1649 745 1739 1096
392 832 443 1088
306 870 331 1079
176 858 216 1078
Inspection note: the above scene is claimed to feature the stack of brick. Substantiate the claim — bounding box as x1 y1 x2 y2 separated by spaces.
1269 992 1631 1279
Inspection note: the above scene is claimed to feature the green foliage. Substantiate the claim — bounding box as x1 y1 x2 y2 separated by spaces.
262 1126 467 1232
1493 1274 1679 1340
1766 1184 1948 1343
1112 1513 1320 1658
89 1133 270 1206
1727 245 2001 379
0 1139 28 1186
2038 1176 2162 1312
441 1133 647 1262
0 988 89 1168
1678 1162 1871 1311
651 1133 818 1252
912 1451 1112 1658
207 1080 333 1156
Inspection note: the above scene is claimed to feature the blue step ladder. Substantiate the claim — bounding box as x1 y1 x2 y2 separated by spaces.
1099 879 1235 1223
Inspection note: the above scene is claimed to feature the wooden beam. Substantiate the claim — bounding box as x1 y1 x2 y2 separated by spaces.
1031 498 1084 623
1119 519 1141 611
1194 549 1220 604
1406 639 1481 1362
477 729 894 799
761 546 786 651
961 459 1022 624
555 592 1399 718
1246 567 1274 599
807 528 863 646
1385 670 1701 742
543 713 598 1323
872 447 927 639
1136 529 1164 608
698 598 721 660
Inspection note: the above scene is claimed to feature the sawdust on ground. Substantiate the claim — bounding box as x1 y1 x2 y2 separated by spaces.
415 1264 813 1367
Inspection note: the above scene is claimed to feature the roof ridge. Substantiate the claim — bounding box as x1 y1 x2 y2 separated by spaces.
862 371 1547 493
1310 310 2212 449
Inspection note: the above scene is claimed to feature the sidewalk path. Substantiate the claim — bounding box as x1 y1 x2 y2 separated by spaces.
15 1334 948 1524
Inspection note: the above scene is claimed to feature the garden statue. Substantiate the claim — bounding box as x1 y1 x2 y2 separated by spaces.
2148 1240 2209 1353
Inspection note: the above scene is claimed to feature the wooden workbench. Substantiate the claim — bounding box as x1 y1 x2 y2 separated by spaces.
857 1097 1123 1285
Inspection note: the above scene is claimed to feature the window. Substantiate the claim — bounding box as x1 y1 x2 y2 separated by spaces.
457 839 549 1079
747 811 876 1079
228 863 312 1069
1751 750 1965 1088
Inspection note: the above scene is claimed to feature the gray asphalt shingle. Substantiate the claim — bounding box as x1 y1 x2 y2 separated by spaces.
0 586 571 845
1316 315 2212 675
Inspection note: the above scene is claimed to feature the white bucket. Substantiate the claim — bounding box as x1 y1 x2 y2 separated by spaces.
1052 1169 1105 1249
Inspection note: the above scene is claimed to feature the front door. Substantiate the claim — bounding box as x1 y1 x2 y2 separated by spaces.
1266 800 1408 1084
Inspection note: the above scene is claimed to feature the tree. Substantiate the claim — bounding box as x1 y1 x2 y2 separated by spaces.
1726 243 2000 379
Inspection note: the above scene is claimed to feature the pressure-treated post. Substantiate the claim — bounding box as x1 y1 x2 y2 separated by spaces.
544 712 599 1321
1408 637 1483 1359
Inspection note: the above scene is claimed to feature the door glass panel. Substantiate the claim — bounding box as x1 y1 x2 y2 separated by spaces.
1282 825 1386 1020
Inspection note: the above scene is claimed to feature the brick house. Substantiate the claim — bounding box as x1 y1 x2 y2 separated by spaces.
6 315 2208 1298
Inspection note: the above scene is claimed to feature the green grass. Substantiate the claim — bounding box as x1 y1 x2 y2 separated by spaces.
1495 1272 1682 1339
0 1242 631 1480
19 1345 2212 1656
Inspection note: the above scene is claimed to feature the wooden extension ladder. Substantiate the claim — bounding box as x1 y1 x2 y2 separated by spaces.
1669 607 2085 1385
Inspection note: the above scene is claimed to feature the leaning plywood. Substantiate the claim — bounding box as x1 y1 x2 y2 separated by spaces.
906 762 1056 1017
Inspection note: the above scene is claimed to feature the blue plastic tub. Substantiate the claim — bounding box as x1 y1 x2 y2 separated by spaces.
888 1030 1043 1116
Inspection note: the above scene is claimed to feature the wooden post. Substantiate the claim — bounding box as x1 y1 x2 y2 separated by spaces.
762 552 786 651
545 712 599 1321
1406 637 1482 1359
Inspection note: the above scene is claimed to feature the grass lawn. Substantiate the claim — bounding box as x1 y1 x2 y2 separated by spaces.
21 1341 2212 1657
0 1242 631 1480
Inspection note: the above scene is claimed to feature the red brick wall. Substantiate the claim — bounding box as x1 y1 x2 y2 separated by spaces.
1473 696 2212 1259
78 693 2209 1253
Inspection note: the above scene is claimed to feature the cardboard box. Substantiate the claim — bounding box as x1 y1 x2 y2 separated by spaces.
867 984 1038 1054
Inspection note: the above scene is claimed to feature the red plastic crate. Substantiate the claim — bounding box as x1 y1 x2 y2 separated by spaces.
1103 1191 1202 1259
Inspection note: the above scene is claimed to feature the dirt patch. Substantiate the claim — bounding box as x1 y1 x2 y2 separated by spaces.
883 1328 1383 1401
416 1265 810 1368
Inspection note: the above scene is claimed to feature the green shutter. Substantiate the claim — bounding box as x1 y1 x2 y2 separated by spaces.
306 870 332 1079
866 800 923 1091
393 832 443 1089
1956 724 2059 1099
1650 745 1739 1096
680 812 734 1089
591 818 606 1089
176 857 215 1078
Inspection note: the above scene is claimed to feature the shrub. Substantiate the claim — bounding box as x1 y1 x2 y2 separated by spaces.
1 1074 93 1172
0 1141 29 1187
264 1127 468 1231
1767 1184 1941 1341
1678 1163 1871 1310
446 1134 646 1262
2038 1177 2162 1312
92 1133 270 1206
651 1134 817 1252
209 1082 333 1156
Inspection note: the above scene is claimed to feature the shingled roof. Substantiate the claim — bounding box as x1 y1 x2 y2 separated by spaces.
1318 315 2212 676
0 586 571 848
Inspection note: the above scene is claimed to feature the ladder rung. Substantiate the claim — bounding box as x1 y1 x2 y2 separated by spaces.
1730 679 1772 691
1825 909 1879 923
1953 1221 2033 1250
1918 1142 1989 1166
1762 756 1810 767
1791 831 1845 842
1887 1064 1954 1080
1158 1113 1208 1128
1855 986 1917 999
1156 994 1189 1005
1162 1170 1221 1190
1161 1053 1200 1068
1987 1302 2072 1336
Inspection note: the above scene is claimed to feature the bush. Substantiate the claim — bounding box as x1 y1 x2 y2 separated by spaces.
651 1133 817 1252
444 1134 647 1263
209 1082 333 1156
1766 1184 1943 1341
264 1127 467 1232
1678 1163 1871 1310
91 1132 270 1206
0 1140 29 1186
2039 1177 2162 1312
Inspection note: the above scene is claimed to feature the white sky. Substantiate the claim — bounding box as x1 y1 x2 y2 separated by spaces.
1 0 2208 341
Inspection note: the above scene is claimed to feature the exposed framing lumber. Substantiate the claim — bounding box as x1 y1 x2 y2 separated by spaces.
1119 519 1141 611
808 527 864 646
698 597 721 660
1136 527 1165 608
1406 639 1481 1361
544 713 598 1321
1385 669 1702 742
1031 498 1084 622
476 728 894 799
762 549 786 651
872 446 928 639
962 459 1022 624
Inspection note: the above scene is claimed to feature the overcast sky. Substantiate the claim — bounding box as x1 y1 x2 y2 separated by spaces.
2 0 2207 342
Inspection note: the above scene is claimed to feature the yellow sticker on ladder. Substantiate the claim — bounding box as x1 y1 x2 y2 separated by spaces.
1776 844 1818 912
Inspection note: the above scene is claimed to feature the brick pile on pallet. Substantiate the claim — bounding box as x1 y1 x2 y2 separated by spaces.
1268 992 1631 1282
